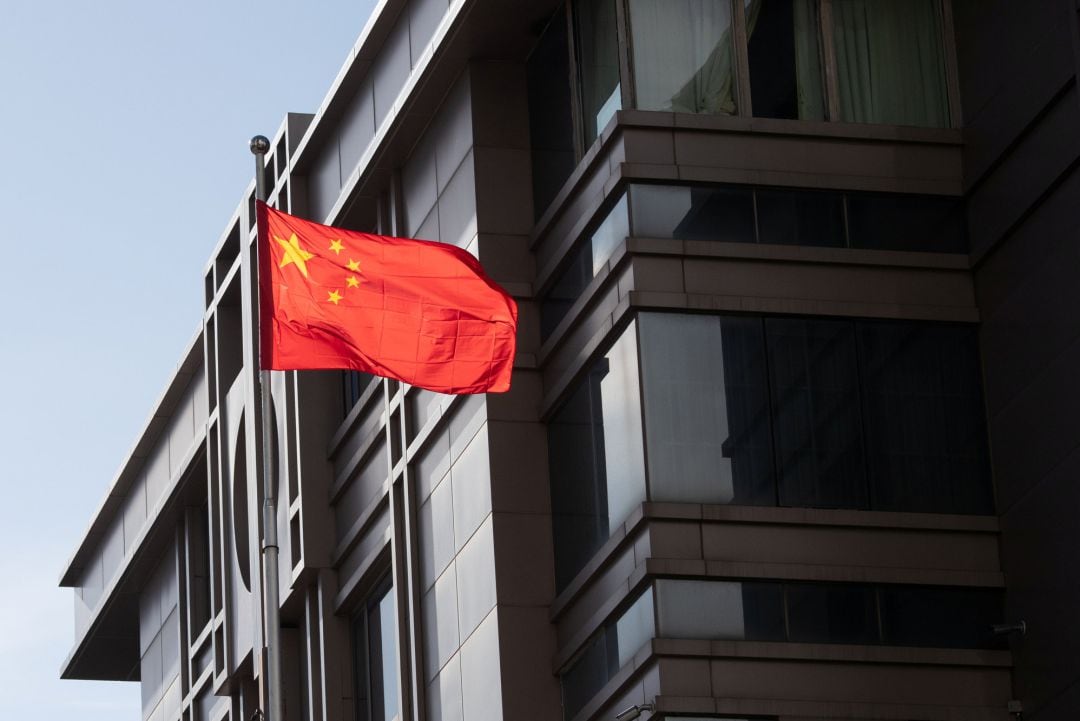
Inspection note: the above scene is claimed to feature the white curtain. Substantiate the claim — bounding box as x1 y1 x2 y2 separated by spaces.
630 0 737 114
832 0 949 127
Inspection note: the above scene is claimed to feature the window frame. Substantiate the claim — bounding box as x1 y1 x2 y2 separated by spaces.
351 574 401 721
559 0 963 151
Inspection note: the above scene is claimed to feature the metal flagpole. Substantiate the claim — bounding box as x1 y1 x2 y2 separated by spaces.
249 134 283 721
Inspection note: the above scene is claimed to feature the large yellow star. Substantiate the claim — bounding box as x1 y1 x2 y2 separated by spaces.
346 258 361 272
327 289 343 305
346 275 360 288
275 233 314 278
329 239 344 255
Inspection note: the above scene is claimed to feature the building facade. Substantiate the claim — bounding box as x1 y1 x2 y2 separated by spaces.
60 1 1080 721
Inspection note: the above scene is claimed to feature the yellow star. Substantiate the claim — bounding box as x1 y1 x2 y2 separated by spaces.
346 275 360 288
346 258 361 272
327 290 343 305
275 233 314 278
329 239 344 255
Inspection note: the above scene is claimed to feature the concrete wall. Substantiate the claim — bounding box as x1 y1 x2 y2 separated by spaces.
956 1 1080 718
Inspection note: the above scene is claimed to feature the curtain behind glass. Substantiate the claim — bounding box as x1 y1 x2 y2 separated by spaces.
575 0 622 145
832 0 949 127
629 0 736 114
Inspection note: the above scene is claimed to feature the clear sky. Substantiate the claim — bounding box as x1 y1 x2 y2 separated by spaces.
0 1 376 718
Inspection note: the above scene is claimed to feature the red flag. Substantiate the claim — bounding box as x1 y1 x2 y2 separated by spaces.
257 202 517 394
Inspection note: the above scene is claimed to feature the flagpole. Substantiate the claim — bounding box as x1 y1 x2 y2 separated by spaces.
250 134 283 721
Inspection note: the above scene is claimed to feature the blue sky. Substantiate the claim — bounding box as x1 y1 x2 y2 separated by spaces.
0 1 375 718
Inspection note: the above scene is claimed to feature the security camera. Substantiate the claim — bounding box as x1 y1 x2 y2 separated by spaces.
615 703 655 720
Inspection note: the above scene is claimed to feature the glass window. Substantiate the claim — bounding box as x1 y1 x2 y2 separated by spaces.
639 314 775 506
656 579 785 640
630 184 754 242
857 322 993 514
629 0 737 114
846 192 967 253
650 578 1004 650
746 0 825 120
353 577 400 721
755 187 844 247
528 6 576 220
575 0 623 146
187 502 212 634
766 318 867 509
541 194 629 340
546 310 992 585
832 0 950 127
561 589 655 720
344 370 376 413
880 586 1005 650
786 583 878 644
549 322 646 590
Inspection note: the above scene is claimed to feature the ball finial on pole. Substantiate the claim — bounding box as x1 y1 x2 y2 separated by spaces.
250 135 271 155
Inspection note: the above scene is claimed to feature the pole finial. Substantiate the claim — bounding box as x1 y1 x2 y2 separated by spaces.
250 135 271 155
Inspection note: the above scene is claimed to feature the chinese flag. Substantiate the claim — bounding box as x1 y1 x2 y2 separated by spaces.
257 202 517 394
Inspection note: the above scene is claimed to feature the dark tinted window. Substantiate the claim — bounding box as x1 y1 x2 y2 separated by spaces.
528 6 576 220
652 578 1005 651
747 0 825 120
344 371 375 412
674 186 756 242
858 322 993 513
787 584 878 644
540 242 592 340
847 193 967 252
881 586 1005 649
562 590 654 720
766 318 867 509
352 577 399 721
742 582 788 641
549 324 645 590
756 187 844 247
574 0 622 145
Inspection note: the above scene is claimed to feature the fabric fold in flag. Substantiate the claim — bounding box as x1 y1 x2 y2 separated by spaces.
257 201 517 394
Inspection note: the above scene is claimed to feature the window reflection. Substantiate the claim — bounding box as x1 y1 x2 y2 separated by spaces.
548 313 993 594
625 183 965 250
639 314 775 506
549 322 645 590
561 588 655 720
353 577 400 721
564 579 1002 720
528 5 576 220
541 184 968 342
541 193 628 340
630 185 754 242
653 579 1005 650
575 0 622 146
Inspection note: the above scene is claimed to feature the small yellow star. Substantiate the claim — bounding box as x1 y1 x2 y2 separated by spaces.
327 289 343 305
346 275 360 288
346 258 361 272
275 233 314 278
329 239 344 255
